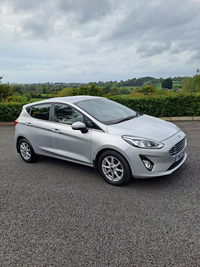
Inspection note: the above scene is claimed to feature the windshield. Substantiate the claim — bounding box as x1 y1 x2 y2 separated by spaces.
75 98 137 125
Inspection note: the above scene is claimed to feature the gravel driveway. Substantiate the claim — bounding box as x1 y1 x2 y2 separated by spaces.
0 121 200 267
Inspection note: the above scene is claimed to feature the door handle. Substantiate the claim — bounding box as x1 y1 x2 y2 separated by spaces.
26 122 32 126
52 128 61 134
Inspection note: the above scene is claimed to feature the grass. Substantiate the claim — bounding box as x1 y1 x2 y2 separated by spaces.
153 83 162 89
30 98 45 102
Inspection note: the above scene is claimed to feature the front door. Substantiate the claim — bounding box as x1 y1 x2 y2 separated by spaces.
50 103 91 164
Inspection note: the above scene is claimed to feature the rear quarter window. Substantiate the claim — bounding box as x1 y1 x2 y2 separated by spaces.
30 104 51 121
26 107 31 114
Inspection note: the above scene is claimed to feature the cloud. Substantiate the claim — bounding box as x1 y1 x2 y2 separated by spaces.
1 0 112 40
57 0 111 24
0 0 200 83
100 0 200 60
136 42 172 57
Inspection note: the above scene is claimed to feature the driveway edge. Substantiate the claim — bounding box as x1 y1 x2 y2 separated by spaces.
160 116 200 121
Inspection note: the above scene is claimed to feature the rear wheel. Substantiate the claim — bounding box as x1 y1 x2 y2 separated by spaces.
18 139 37 163
98 150 132 186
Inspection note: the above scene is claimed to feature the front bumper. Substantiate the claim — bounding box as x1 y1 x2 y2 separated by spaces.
125 131 187 179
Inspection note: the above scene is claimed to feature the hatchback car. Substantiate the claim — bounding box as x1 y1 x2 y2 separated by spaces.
14 96 187 185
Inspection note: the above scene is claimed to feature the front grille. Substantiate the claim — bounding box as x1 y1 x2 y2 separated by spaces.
169 137 186 157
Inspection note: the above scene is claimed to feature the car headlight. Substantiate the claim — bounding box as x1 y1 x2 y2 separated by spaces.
122 136 164 149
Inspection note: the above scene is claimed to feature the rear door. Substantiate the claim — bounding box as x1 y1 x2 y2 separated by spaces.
50 103 91 164
24 103 53 156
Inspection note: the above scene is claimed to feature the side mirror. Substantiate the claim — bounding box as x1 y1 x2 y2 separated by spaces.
71 121 88 133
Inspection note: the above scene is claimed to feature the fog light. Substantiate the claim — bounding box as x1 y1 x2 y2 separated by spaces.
140 156 154 171
143 160 152 170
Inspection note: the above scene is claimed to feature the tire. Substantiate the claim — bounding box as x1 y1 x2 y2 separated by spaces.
98 150 132 186
18 138 37 163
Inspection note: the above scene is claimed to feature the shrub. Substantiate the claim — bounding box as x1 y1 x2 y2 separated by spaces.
0 102 26 122
132 85 158 95
55 87 78 97
6 94 28 103
109 93 200 117
1 93 200 122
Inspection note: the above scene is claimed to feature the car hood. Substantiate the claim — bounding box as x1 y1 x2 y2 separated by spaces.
107 115 180 142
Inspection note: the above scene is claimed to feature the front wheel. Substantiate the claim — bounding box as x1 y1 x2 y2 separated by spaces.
98 150 132 186
18 139 37 163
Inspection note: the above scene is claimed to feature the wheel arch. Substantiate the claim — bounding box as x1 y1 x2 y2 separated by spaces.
16 136 25 153
93 148 132 172
16 136 34 153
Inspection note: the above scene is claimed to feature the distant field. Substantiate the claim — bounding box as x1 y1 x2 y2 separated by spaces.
118 95 130 97
30 98 44 102
153 83 162 89
41 94 53 97
173 82 182 86
122 86 138 90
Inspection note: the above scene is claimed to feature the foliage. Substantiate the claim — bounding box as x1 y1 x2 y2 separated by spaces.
88 83 103 96
193 74 200 91
6 94 28 103
28 85 37 92
0 102 25 122
132 85 158 95
181 74 200 93
162 78 173 89
12 85 23 95
0 83 13 101
1 93 200 122
172 84 179 92
40 84 48 94
55 83 103 97
23 93 32 101
109 93 200 117
30 93 45 99
78 85 89 95
54 87 77 97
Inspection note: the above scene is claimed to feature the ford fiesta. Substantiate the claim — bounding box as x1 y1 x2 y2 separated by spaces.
14 96 187 186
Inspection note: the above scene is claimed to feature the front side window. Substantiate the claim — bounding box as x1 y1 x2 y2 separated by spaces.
30 104 51 121
54 104 83 125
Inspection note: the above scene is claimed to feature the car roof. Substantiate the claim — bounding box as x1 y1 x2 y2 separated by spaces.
24 95 103 107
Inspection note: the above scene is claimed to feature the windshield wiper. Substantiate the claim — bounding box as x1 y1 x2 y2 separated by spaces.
114 115 136 124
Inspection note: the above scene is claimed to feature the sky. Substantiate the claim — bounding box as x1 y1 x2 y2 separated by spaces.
0 0 200 84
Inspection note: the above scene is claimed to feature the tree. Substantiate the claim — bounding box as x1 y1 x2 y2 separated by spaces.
12 85 23 95
28 85 36 93
0 83 13 101
78 85 89 95
182 74 200 93
0 76 13 101
88 83 102 96
192 73 200 92
102 85 111 95
162 78 173 89
40 84 48 94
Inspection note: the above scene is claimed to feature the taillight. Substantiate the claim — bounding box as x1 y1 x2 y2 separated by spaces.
15 119 18 125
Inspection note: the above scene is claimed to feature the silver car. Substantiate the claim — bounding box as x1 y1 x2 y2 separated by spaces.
14 96 187 186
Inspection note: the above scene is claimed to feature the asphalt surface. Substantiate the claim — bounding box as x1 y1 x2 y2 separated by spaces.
0 121 200 267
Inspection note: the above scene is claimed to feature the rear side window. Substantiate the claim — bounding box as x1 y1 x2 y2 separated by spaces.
30 104 51 121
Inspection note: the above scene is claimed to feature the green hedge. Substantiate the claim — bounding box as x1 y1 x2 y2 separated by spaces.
0 103 25 122
0 94 200 122
110 93 200 117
